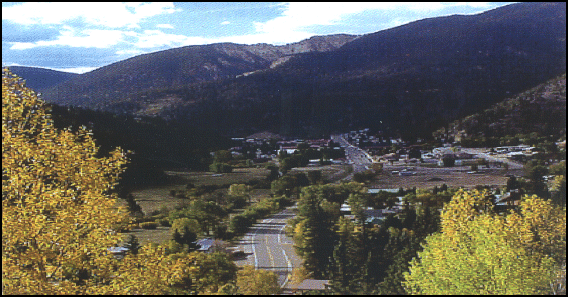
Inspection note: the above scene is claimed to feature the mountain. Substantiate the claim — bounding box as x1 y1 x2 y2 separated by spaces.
41 2 566 138
7 66 78 92
40 34 357 108
436 73 566 144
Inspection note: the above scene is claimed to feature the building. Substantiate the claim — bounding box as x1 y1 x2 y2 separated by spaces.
195 238 216 253
107 246 129 259
284 279 330 294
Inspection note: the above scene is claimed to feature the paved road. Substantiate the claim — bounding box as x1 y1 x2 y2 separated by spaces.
233 207 303 288
332 134 374 180
232 135 376 289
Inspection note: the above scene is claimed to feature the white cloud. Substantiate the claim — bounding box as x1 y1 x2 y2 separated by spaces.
2 2 180 28
52 66 99 74
132 30 210 49
220 21 231 25
2 63 97 74
10 27 125 50
249 2 498 44
156 24 175 29
115 49 146 56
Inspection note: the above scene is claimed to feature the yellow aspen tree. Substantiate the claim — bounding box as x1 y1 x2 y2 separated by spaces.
236 265 281 295
403 190 566 295
2 68 131 293
2 69 200 294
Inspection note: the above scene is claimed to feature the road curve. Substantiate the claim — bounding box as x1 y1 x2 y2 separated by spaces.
233 207 303 288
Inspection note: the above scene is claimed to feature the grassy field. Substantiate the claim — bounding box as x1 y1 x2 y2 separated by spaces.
164 167 271 186
123 163 518 245
289 164 352 181
123 167 273 245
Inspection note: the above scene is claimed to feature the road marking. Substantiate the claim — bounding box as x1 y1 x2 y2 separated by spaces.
278 221 286 243
251 231 258 268
264 218 276 269
281 249 292 288
265 233 275 268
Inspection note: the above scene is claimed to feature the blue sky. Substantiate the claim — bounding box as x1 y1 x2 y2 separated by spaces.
2 2 513 74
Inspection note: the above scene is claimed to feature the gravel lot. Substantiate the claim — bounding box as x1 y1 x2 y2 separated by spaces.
369 164 523 190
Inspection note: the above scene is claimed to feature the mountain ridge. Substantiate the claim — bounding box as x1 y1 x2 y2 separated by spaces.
40 34 357 108
37 2 566 138
7 66 78 92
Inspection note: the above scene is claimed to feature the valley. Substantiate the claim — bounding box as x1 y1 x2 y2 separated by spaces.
2 2 565 295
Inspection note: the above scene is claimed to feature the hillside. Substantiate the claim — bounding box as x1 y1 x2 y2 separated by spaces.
436 73 566 144
41 2 566 138
7 66 78 92
40 34 356 108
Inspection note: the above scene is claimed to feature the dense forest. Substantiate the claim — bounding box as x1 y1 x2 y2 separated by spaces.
436 73 566 147
47 104 232 186
37 2 566 139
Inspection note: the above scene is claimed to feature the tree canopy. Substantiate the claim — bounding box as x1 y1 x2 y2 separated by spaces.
1 69 205 294
403 190 566 295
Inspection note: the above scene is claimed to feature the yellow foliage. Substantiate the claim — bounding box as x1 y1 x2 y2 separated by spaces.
2 69 204 294
404 190 566 295
236 265 280 295
289 266 312 284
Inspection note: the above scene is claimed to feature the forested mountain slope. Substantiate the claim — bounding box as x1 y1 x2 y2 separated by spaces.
40 2 566 138
40 34 356 108
435 73 566 145
8 66 78 92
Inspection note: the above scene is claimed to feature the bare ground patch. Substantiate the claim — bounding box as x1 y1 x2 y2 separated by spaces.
368 168 523 189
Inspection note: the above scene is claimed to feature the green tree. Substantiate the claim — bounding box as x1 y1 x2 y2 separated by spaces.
213 150 232 164
271 175 300 198
441 155 455 167
403 190 566 295
228 183 251 203
192 252 238 293
308 170 323 185
209 162 233 173
229 214 251 235
123 234 141 255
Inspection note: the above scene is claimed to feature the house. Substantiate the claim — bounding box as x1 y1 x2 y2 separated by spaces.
278 146 298 155
495 189 522 206
107 246 129 259
285 279 330 294
364 209 398 225
195 238 216 253
493 190 522 213
368 188 399 194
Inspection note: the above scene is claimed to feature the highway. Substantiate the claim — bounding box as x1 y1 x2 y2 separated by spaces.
232 135 375 289
233 207 303 288
331 134 374 180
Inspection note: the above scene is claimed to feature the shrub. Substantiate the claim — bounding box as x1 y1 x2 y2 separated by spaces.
230 215 251 235
159 219 171 227
140 222 159 229
210 162 233 173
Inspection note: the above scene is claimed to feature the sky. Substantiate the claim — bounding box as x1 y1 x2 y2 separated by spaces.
2 2 514 74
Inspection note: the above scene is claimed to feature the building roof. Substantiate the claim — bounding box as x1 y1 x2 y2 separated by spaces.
368 188 399 194
195 238 215 252
108 247 129 254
